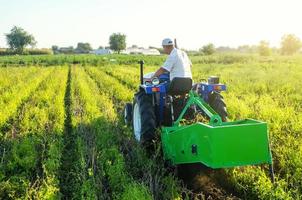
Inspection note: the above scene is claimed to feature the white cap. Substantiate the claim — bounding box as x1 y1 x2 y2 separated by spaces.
162 38 174 46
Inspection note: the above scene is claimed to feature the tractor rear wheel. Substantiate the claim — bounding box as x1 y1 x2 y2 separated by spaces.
208 92 228 122
124 103 132 126
132 91 157 145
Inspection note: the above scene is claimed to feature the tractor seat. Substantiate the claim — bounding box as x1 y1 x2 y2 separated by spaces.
168 77 193 95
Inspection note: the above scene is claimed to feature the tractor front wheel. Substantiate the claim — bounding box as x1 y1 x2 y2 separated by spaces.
132 91 157 145
208 92 228 122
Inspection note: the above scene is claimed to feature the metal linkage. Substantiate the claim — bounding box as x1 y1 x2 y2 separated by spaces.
173 91 223 126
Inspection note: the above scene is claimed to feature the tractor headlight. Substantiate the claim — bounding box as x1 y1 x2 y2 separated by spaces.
151 77 160 85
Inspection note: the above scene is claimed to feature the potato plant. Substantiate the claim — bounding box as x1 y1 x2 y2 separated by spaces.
0 67 68 199
0 53 301 199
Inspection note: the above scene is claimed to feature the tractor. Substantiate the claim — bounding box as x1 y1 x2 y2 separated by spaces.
124 60 274 182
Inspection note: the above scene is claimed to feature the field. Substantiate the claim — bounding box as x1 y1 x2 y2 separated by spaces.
0 54 301 200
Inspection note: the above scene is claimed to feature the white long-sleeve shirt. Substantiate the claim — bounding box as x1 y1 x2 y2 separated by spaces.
161 48 192 81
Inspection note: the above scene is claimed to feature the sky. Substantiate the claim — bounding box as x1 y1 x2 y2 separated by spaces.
0 0 302 50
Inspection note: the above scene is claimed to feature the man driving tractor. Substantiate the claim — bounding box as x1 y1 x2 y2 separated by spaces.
152 38 193 82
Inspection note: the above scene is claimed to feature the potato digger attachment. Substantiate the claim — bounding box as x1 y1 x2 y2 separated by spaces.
124 61 274 182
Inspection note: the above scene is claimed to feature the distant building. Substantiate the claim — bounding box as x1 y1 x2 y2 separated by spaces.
122 47 160 55
90 49 113 55
142 48 161 55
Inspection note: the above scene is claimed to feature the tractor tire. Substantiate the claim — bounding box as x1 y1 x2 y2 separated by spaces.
124 103 132 126
132 91 157 145
208 92 228 122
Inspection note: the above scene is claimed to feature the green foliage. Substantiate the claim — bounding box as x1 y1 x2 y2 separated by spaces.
7 137 38 173
281 34 302 55
1 54 302 199
121 183 152 200
0 67 52 130
109 33 126 53
258 40 271 56
0 67 67 199
237 44 258 53
0 53 260 67
0 48 51 56
200 43 215 55
0 175 30 200
26 49 52 55
51 45 59 53
75 42 93 53
5 26 37 54
0 54 166 67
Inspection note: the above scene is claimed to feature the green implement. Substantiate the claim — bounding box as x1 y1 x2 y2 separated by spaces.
161 91 274 180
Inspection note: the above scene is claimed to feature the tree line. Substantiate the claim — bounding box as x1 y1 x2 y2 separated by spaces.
1 26 127 55
199 35 302 56
1 26 302 56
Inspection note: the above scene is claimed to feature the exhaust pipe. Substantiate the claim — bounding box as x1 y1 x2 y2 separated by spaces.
139 60 144 85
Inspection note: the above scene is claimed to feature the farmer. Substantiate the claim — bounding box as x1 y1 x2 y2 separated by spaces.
152 38 192 82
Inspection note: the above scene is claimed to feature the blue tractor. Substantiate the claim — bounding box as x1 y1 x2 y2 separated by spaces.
124 60 274 182
124 60 228 144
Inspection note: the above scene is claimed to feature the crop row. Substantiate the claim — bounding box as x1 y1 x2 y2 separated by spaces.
58 65 153 199
2 53 300 67
84 66 186 199
0 54 165 67
0 67 68 199
0 67 53 136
